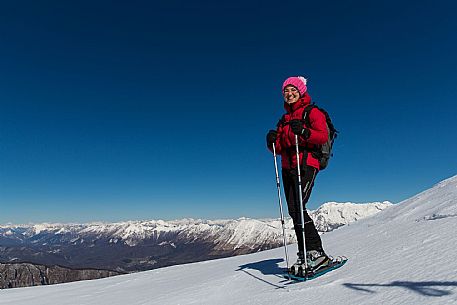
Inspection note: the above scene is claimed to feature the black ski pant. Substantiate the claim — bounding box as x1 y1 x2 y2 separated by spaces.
282 165 323 256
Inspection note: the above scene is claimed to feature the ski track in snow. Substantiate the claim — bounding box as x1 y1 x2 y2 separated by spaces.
1 176 457 304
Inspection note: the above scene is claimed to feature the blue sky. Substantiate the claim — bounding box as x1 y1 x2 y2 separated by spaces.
1 0 456 224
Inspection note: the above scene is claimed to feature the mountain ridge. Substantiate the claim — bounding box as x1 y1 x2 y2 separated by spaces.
1 201 393 242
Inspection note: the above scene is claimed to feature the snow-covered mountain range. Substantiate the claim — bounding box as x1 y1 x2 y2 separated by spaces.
0 202 391 272
0 176 455 304
1 201 392 246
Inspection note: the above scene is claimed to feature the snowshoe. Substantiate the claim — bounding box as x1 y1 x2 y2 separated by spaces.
285 256 348 282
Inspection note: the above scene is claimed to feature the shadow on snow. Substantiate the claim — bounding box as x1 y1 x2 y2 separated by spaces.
236 258 287 289
343 281 457 297
237 259 457 296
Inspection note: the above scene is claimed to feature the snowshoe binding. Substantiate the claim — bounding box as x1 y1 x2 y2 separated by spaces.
289 252 307 277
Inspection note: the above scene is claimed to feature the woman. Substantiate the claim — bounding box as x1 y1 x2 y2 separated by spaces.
266 76 330 273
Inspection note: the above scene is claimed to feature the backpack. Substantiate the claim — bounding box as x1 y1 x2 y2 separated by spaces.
302 103 338 170
277 103 338 170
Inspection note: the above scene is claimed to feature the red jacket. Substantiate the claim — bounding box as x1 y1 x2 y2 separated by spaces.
271 93 328 170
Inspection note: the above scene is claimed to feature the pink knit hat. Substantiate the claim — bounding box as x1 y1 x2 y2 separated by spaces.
282 76 307 97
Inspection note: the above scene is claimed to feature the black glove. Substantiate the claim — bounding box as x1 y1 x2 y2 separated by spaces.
289 120 311 139
266 130 277 148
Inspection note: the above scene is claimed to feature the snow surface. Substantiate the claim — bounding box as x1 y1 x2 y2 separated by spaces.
1 176 456 304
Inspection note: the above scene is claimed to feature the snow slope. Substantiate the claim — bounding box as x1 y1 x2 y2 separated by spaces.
0 176 456 304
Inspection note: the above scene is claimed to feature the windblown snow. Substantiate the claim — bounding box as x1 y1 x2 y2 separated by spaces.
1 176 456 304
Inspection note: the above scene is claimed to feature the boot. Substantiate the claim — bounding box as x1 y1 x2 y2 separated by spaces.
306 250 330 271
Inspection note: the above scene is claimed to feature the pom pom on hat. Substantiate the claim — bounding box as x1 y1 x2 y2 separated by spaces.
282 76 308 96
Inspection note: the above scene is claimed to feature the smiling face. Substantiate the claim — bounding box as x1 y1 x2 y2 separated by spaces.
283 85 300 104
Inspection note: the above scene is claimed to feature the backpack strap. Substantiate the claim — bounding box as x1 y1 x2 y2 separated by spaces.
302 103 328 153
302 103 316 128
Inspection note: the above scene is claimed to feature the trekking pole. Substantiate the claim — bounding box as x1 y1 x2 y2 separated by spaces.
295 134 308 272
272 143 290 277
